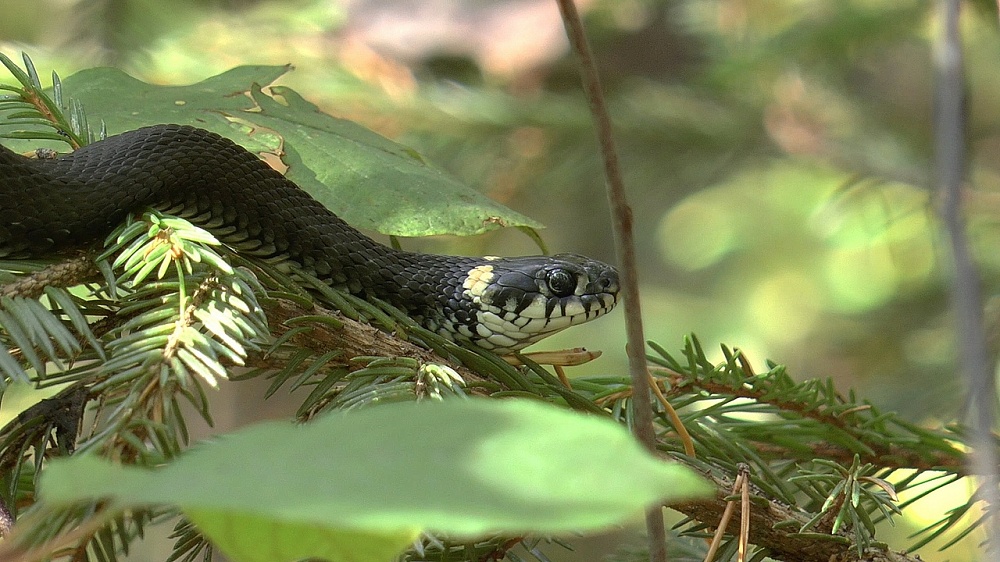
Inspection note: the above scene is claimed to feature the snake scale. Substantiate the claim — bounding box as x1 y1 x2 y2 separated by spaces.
0 124 619 352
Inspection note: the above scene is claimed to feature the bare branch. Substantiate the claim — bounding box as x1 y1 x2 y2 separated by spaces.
552 1 666 559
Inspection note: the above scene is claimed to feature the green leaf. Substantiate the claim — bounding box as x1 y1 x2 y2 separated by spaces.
10 65 542 237
186 511 416 562
40 399 709 562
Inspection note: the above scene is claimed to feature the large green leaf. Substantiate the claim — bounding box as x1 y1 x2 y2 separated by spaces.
8 65 541 237
40 399 709 562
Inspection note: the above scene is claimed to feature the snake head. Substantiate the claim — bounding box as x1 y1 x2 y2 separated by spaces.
456 253 620 352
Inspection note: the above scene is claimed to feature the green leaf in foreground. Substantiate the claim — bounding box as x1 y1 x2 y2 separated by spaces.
40 399 709 562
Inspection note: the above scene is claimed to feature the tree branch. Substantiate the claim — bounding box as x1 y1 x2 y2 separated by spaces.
671 472 923 562
258 297 487 388
553 1 666 560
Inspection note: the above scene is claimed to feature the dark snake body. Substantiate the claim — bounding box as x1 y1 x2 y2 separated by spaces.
0 125 618 352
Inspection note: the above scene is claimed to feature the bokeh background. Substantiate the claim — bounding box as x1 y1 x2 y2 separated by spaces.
2 0 998 559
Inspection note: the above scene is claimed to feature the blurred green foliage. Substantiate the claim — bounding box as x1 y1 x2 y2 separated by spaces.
1 2 998 556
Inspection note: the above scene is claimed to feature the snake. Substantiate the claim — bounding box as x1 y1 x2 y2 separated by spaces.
0 124 619 352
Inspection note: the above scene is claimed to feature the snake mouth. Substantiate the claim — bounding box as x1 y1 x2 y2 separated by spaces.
468 291 618 352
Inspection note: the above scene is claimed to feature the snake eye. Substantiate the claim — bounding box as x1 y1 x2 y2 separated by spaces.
546 269 577 297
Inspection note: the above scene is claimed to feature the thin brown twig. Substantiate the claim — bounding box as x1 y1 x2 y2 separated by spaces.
703 468 746 562
552 2 665 560
648 372 694 457
738 464 749 562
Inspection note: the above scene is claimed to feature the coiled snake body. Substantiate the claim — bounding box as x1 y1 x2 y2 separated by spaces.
0 125 619 352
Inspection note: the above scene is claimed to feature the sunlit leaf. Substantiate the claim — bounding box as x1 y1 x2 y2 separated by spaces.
6 66 543 238
41 399 709 562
